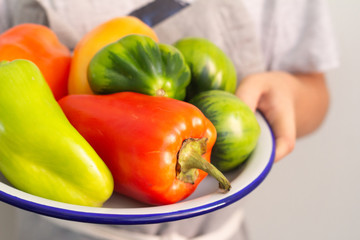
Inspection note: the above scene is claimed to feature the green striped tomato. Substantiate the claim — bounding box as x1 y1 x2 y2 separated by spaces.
174 37 237 100
190 90 260 172
88 34 191 100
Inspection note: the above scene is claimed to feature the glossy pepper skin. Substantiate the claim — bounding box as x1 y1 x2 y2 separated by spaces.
59 92 230 205
88 34 191 100
68 16 159 95
0 23 71 100
0 60 113 207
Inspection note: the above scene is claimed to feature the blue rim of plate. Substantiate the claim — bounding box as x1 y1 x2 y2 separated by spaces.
0 113 275 225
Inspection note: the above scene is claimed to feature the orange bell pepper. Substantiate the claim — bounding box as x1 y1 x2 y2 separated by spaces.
0 24 71 100
68 16 159 95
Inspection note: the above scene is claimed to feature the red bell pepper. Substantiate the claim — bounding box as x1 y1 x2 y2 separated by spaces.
59 92 230 205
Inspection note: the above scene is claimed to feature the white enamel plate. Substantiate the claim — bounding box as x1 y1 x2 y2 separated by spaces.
0 112 274 224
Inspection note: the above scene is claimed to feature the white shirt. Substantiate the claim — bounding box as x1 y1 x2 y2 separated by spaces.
0 0 339 74
0 0 339 239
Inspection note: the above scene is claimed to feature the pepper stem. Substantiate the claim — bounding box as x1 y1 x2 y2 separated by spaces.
177 138 231 192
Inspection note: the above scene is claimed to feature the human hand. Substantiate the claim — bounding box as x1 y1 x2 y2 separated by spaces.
236 71 329 162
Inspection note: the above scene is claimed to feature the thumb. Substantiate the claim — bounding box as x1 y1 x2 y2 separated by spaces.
235 76 265 112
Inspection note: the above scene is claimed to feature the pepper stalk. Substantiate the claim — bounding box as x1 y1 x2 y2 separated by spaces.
177 138 231 192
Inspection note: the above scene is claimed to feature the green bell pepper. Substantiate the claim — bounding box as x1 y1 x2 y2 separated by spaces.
88 34 191 100
0 60 114 207
174 37 237 100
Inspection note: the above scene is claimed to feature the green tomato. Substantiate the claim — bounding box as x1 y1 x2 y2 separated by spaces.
88 34 191 100
190 90 260 172
174 37 237 100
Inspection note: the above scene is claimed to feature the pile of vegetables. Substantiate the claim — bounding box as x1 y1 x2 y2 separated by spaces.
0 16 260 207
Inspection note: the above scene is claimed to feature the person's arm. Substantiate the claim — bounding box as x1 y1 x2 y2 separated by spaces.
236 71 330 162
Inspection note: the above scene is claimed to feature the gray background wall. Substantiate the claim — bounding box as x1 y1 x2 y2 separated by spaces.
244 1 360 239
0 1 359 240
